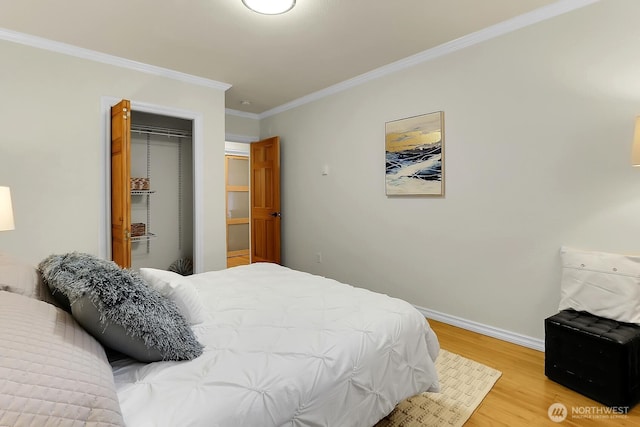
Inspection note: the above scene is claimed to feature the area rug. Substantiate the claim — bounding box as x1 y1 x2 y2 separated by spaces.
375 349 502 427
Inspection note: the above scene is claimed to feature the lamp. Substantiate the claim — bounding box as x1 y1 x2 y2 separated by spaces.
0 186 15 231
242 0 295 15
632 116 640 166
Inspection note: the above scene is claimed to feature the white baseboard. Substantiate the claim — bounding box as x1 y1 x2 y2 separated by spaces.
414 305 545 352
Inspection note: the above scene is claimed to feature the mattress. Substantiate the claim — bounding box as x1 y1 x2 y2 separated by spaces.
112 263 440 426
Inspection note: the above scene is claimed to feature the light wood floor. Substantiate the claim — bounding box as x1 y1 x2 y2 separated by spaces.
226 254 250 268
428 319 640 426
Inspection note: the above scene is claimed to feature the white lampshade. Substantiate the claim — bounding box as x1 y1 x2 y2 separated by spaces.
0 186 15 231
242 0 295 15
632 116 640 166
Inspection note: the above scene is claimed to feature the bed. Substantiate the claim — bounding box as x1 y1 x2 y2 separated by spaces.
0 252 440 427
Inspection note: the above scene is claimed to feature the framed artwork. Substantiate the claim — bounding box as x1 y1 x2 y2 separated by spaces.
385 111 444 196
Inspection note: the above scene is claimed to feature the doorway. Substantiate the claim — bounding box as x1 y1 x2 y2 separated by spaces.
225 141 250 267
224 136 281 266
101 97 205 273
129 111 194 272
225 154 250 267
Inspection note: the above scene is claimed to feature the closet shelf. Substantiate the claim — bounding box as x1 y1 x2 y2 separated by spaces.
131 233 156 243
131 190 155 195
131 124 192 138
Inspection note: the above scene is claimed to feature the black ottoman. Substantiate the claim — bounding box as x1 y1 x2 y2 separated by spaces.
545 309 640 408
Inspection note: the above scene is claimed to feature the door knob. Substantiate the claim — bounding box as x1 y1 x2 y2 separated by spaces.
269 212 281 218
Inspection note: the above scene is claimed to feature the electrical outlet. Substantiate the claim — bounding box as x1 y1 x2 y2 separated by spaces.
316 252 322 263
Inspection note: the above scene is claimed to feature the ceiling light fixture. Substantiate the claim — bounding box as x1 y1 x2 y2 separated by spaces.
242 0 296 15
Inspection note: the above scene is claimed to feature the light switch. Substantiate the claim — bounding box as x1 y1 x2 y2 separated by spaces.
322 165 330 176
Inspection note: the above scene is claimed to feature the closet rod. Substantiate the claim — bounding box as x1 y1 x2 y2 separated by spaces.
130 124 192 138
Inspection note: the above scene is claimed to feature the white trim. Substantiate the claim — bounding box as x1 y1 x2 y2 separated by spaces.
0 28 231 92
225 149 250 156
258 0 600 119
225 108 261 120
225 133 260 144
0 1 597 119
100 97 205 273
99 98 112 261
191 116 205 274
415 305 545 352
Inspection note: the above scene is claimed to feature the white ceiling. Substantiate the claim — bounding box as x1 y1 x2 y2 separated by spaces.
0 0 593 115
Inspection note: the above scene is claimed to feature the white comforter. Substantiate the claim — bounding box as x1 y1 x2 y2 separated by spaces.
112 263 440 427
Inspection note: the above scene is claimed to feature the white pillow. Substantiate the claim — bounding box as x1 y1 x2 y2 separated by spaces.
139 268 207 325
559 246 640 324
0 251 39 298
0 251 51 302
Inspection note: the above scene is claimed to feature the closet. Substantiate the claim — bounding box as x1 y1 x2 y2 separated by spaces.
111 99 194 272
130 111 193 272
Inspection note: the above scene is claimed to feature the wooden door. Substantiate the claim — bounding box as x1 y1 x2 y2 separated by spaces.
250 137 281 264
111 99 131 268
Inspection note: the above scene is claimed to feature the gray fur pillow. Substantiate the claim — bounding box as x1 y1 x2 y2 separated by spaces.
38 252 203 362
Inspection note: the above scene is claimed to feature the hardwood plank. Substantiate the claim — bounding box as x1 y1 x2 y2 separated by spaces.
428 319 640 426
227 254 250 268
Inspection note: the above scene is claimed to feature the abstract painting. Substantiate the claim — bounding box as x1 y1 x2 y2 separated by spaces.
385 111 444 196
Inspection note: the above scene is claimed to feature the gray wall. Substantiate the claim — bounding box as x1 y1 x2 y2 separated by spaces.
226 113 260 142
0 39 227 272
260 0 640 341
3 1 640 344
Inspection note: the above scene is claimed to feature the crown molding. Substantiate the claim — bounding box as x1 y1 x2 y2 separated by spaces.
0 27 232 92
225 108 261 120
258 0 600 119
0 0 599 118
225 133 260 143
